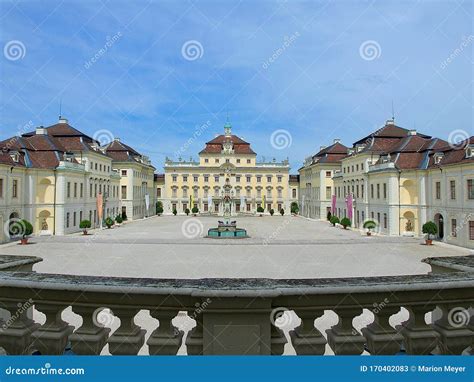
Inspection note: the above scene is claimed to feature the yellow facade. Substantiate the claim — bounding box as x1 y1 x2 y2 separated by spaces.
162 124 292 215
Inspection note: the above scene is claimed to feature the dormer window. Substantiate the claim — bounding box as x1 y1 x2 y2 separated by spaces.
64 152 74 162
434 152 444 164
466 145 474 158
10 151 20 163
381 154 391 164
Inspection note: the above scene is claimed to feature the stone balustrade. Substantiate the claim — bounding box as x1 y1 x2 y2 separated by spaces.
0 255 472 355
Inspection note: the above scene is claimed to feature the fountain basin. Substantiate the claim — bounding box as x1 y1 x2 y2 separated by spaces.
207 228 249 238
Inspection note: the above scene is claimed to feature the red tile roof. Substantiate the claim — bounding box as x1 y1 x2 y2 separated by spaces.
311 142 348 164
199 134 256 155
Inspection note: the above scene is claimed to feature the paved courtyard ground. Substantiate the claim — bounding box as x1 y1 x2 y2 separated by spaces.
1 215 469 278
1 215 470 355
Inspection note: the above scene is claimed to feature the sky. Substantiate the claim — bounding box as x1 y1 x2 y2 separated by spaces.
0 0 472 173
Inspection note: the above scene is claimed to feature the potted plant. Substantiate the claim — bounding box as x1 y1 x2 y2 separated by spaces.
105 217 114 229
115 215 123 225
363 220 376 236
257 206 264 217
270 208 274 216
330 216 339 227
156 202 164 216
327 211 332 221
121 211 128 221
340 217 351 229
79 220 91 235
173 209 177 216
12 219 33 245
290 202 299 216
192 206 199 216
280 208 284 216
422 221 438 245
185 208 190 216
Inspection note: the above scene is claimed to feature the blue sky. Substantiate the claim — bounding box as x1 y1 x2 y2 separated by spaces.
0 0 472 172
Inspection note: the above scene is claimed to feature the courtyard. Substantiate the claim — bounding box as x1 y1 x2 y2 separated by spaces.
1 215 469 279
0 215 471 356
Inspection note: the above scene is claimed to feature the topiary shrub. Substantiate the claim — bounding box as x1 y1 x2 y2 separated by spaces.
115 215 123 224
280 208 284 216
185 208 190 216
156 201 163 216
173 209 177 216
257 206 264 216
192 206 199 216
13 219 33 244
290 202 299 215
105 217 114 229
422 221 438 245
363 220 377 235
330 216 340 226
340 217 351 229
270 208 274 216
79 220 91 235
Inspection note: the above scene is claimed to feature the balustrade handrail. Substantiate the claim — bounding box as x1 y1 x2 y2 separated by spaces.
0 269 473 297
0 254 472 356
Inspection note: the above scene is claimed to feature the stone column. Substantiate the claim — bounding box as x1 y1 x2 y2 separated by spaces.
69 306 110 355
399 305 439 354
31 303 74 355
326 308 365 355
147 310 183 355
108 308 145 355
290 309 326 355
433 304 472 355
361 306 402 354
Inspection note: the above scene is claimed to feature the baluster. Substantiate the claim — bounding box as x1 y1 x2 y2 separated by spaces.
270 321 287 355
0 299 39 355
361 306 402 355
147 310 183 355
289 309 326 355
31 303 74 355
433 304 473 355
399 305 439 355
108 308 145 355
326 308 365 355
186 311 203 355
69 306 110 355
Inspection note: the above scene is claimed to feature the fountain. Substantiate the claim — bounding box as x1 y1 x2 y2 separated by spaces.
207 172 248 238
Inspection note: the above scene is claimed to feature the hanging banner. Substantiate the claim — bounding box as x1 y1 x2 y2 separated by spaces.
331 194 336 215
96 192 103 228
145 194 150 211
346 193 353 221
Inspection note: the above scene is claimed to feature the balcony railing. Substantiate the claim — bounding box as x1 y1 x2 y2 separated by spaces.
0 255 472 355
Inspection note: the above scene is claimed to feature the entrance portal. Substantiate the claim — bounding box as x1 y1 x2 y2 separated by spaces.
434 213 444 239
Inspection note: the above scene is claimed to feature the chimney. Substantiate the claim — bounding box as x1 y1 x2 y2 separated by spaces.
58 117 68 124
320 145 327 151
333 138 341 144
408 129 417 136
36 126 47 135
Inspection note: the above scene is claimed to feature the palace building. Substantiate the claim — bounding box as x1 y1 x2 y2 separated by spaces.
161 122 295 215
299 119 474 249
0 117 156 243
